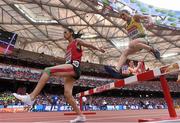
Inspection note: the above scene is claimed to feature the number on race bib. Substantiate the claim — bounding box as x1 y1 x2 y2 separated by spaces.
72 61 80 67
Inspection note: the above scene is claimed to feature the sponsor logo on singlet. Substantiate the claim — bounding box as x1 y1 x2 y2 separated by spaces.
127 25 140 38
65 49 72 64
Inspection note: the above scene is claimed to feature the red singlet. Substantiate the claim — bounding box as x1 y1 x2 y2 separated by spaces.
65 40 82 63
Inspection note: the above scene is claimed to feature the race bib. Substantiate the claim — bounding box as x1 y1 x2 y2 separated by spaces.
129 29 139 37
72 61 80 67
127 25 141 38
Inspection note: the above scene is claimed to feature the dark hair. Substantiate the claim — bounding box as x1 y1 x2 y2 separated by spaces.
121 10 130 15
67 28 83 39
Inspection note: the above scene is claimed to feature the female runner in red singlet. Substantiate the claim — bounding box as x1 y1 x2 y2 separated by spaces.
13 28 105 123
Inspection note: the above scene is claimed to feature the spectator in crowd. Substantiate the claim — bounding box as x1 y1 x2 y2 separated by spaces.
164 62 180 83
82 96 88 111
50 95 59 111
3 100 8 108
128 60 137 75
112 102 117 110
121 64 129 75
123 60 144 75
102 99 107 110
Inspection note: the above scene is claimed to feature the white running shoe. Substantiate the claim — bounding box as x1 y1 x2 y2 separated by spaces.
70 115 86 123
13 93 34 105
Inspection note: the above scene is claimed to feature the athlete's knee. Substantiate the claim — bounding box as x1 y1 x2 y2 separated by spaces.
129 41 137 48
43 67 51 76
64 91 73 99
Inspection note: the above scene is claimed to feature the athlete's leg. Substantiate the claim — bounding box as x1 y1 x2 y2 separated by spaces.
13 64 75 104
30 64 75 100
130 38 160 59
117 39 160 70
105 41 143 78
105 38 159 78
116 45 141 70
64 77 82 115
64 77 86 123
129 39 153 51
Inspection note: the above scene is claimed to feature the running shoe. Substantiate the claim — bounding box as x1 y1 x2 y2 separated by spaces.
13 93 34 105
104 66 123 79
70 115 86 123
151 48 161 60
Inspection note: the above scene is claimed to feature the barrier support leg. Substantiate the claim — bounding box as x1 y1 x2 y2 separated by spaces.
79 96 83 111
160 75 177 117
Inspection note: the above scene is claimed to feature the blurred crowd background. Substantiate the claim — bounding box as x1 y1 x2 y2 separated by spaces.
0 49 179 112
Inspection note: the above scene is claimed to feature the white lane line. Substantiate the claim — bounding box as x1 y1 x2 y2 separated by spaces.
143 119 180 123
87 113 169 121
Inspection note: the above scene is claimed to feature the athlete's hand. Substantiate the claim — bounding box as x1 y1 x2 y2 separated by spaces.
145 21 154 29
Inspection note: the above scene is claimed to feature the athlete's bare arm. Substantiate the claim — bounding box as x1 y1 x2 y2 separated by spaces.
133 14 154 27
133 15 152 23
78 40 105 53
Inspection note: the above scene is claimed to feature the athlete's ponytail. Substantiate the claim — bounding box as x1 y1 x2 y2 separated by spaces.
67 28 83 39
